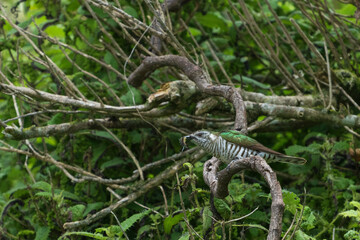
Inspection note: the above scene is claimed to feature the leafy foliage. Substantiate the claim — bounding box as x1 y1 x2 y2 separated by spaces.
0 0 359 239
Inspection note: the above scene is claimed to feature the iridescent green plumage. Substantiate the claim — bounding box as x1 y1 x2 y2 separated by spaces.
220 130 283 155
220 130 258 147
181 130 306 165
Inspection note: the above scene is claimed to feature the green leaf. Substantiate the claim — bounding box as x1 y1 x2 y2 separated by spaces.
282 190 300 214
285 145 308 156
137 225 152 239
68 204 86 221
83 202 105 217
44 25 65 39
54 189 81 201
104 51 119 69
178 232 190 240
35 192 53 199
188 27 201 37
202 206 212 234
335 4 356 15
344 230 360 240
306 143 323 154
123 6 138 18
7 18 34 36
233 75 271 89
35 226 50 240
17 230 35 238
300 207 316 230
100 157 123 170
333 177 353 190
121 210 152 233
32 181 52 192
92 131 113 139
285 143 322 156
294 230 316 240
58 231 107 240
120 86 143 105
214 198 231 220
340 210 360 220
331 141 349 154
350 201 360 210
195 13 228 31
164 211 184 234
104 225 122 237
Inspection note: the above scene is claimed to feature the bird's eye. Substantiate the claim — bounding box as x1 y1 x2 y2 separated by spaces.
197 132 205 137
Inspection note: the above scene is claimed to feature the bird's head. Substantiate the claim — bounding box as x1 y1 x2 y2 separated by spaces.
180 130 217 151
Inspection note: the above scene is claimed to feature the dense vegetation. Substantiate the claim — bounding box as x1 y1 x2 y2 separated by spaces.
0 0 360 239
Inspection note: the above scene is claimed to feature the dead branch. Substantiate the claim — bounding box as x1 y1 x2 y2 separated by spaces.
0 82 155 114
203 155 285 240
127 55 248 131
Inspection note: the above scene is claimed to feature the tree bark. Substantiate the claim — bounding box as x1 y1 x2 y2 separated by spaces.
203 155 285 240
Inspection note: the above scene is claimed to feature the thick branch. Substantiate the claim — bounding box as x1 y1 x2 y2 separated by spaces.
0 83 154 113
245 101 360 128
1 117 231 140
128 55 248 131
203 156 284 240
241 90 331 107
2 117 321 140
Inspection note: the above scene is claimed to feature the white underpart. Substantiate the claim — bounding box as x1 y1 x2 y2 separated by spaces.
197 134 279 164
209 133 218 141
211 136 261 163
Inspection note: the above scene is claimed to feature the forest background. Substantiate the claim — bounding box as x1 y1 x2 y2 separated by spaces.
0 0 360 239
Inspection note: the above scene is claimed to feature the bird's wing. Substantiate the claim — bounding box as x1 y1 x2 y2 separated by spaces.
220 130 282 155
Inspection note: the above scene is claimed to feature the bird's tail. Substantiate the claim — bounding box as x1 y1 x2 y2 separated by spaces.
274 155 307 165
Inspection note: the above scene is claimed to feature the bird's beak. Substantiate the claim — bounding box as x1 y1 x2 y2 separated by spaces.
180 135 193 152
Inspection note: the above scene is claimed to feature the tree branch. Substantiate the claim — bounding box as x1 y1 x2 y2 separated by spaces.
0 82 155 113
128 55 248 131
203 155 285 240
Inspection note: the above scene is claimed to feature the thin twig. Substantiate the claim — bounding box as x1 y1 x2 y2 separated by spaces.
159 186 169 216
344 126 360 138
110 183 164 217
289 188 307 240
96 121 144 180
225 206 259 224
24 155 36 184
110 211 130 240
282 209 298 240
324 40 333 110
175 171 194 240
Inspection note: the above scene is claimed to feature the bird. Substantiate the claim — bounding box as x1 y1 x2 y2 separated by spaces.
180 130 306 165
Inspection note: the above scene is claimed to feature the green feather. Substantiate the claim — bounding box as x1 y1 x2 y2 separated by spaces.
220 130 283 155
220 130 258 146
219 130 306 164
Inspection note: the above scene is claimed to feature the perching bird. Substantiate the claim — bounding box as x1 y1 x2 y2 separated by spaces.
180 130 306 165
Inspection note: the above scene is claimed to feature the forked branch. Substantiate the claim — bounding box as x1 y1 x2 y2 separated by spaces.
203 155 285 240
128 55 248 132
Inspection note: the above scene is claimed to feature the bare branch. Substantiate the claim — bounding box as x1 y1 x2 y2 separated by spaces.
203 155 285 240
0 83 155 114
128 55 248 131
